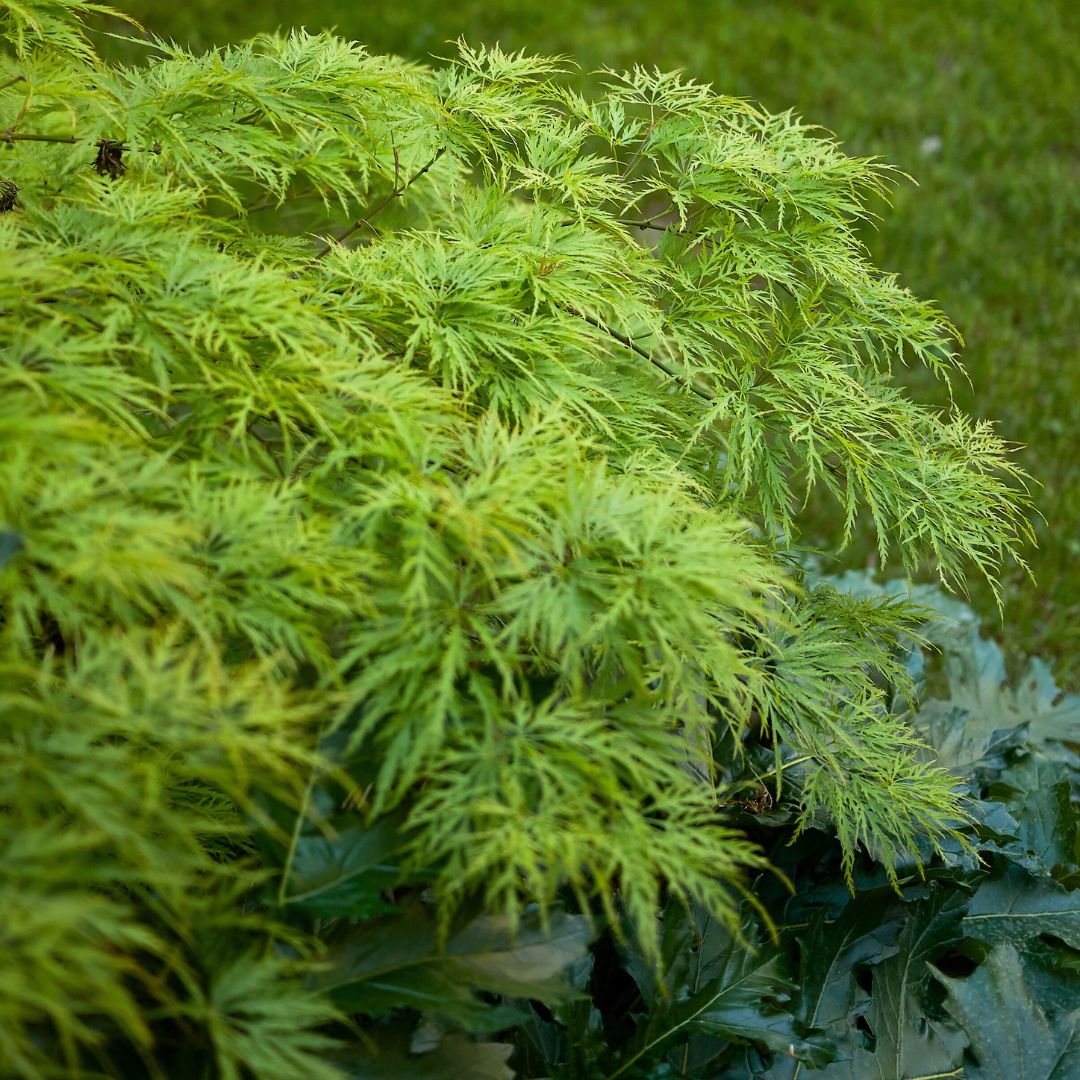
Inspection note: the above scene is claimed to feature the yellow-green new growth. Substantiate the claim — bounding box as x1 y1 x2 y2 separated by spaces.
0 1 1031 1075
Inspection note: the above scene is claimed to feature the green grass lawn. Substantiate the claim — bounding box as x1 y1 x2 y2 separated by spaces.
110 0 1080 683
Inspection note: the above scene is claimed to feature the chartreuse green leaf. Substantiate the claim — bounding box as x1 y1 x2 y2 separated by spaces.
822 571 1077 765
199 954 344 1080
935 944 1080 1080
0 1 1043 1076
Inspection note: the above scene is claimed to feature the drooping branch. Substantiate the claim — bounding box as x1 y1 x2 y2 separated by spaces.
566 305 716 401
314 147 446 258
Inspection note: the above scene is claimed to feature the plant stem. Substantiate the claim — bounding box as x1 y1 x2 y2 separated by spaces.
2 131 162 154
244 186 321 214
315 146 445 258
567 305 716 401
276 758 320 907
617 217 704 236
2 131 78 145
778 754 816 772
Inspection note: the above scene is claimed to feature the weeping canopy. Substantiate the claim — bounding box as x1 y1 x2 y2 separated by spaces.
0 2 1032 1077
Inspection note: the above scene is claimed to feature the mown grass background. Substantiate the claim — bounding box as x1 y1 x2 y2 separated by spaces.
108 0 1079 683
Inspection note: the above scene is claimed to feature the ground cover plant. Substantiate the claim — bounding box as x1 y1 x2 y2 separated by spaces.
507 575 1080 1078
114 0 1080 684
0 2 1071 1077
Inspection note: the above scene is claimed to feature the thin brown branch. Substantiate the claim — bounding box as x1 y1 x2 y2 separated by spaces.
619 116 661 181
2 131 78 145
618 217 671 232
566 305 715 401
0 73 26 93
617 204 709 235
2 131 162 155
618 217 706 235
391 142 401 190
315 146 445 259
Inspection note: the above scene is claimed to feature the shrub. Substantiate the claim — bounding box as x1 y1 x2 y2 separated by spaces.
0 2 1036 1075
116 0 1080 688
539 575 1078 1078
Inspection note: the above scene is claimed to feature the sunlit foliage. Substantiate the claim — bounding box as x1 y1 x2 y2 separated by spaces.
0 2 1033 1074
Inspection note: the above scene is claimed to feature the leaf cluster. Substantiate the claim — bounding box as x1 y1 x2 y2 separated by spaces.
0 2 1040 1076
500 578 1078 1079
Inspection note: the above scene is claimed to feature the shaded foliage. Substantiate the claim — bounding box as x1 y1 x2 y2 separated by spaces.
502 579 1078 1078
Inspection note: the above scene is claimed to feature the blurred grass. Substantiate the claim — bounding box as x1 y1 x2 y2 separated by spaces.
107 0 1079 682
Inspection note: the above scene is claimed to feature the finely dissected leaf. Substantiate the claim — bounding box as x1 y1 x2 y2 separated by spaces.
0 1 1040 1076
935 944 1080 1080
200 954 345 1080
822 570 1076 766
785 577 1080 1080
318 903 591 1027
964 862 1080 949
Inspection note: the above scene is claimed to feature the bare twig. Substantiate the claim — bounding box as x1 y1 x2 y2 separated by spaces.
618 119 659 181
0 73 26 93
314 146 445 259
618 217 671 232
617 204 709 235
391 142 402 190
